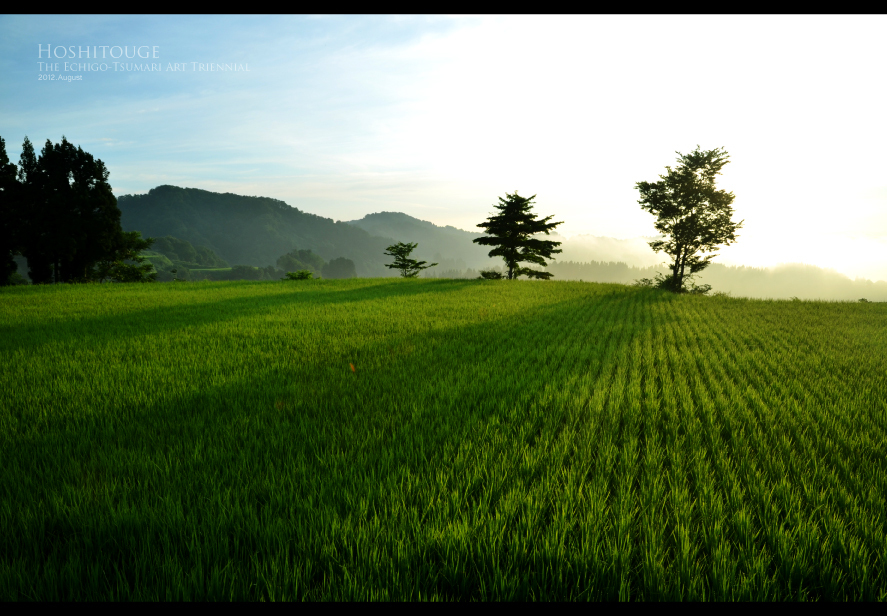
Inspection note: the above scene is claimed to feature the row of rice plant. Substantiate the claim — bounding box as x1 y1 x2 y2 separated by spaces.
1 279 884 600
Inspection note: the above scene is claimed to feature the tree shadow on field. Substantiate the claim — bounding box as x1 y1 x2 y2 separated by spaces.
0 278 479 355
3 282 678 600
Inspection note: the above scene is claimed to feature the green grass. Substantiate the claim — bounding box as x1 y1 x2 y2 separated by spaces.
1 278 885 600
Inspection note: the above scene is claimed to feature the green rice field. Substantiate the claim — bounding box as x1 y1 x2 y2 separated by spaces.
1 278 885 600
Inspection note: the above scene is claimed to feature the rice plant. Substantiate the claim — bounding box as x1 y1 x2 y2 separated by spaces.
0 279 884 600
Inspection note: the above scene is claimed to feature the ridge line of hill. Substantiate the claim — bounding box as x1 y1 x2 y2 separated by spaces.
110 184 885 300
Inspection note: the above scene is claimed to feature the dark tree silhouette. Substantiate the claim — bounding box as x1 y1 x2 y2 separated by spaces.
0 137 21 285
2 135 156 284
14 137 48 282
635 146 743 293
383 242 437 278
473 191 563 280
14 136 123 283
92 231 158 283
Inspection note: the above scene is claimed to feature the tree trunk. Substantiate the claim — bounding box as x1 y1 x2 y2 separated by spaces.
672 245 682 292
679 253 687 293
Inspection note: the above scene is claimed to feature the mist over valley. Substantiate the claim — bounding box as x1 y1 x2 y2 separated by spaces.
82 184 886 301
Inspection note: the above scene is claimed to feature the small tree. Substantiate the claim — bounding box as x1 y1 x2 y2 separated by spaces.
473 192 563 280
635 146 743 293
283 270 314 280
478 268 504 280
383 242 437 278
91 231 157 283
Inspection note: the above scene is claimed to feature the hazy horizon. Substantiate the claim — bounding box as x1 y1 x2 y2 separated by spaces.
2 15 885 282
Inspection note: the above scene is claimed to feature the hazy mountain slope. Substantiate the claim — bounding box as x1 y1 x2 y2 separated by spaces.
345 213 666 271
554 234 664 268
117 186 396 276
344 211 500 271
695 263 887 301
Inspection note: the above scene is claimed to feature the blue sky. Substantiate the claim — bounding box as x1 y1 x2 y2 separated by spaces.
2 15 886 281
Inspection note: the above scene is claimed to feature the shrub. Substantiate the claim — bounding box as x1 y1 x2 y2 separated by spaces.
478 269 504 280
634 272 711 295
7 272 29 286
283 270 314 280
277 249 325 278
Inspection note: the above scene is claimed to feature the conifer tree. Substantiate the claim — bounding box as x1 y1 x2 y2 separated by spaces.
2 135 156 284
473 192 563 280
0 137 21 285
14 136 124 283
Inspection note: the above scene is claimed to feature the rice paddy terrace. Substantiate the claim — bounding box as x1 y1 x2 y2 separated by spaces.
1 278 885 600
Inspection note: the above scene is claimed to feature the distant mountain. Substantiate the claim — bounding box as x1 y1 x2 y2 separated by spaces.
117 186 396 276
343 211 500 271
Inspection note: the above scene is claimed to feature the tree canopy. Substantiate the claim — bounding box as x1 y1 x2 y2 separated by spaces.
635 146 743 293
92 231 158 283
383 242 437 278
0 137 21 285
473 192 563 280
277 248 326 278
1 135 156 285
322 257 357 279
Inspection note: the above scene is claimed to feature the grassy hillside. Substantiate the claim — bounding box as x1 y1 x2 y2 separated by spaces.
117 185 396 276
1 280 885 600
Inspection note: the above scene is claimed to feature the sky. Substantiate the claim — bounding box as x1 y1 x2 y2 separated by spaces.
2 15 885 281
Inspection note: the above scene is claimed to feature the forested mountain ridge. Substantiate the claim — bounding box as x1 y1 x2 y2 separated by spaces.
117 186 396 277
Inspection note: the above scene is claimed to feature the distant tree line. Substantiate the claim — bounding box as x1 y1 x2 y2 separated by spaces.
277 248 356 280
141 241 358 282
